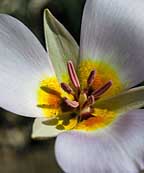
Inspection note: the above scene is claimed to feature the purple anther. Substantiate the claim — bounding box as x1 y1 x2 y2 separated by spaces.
40 86 61 97
92 80 112 97
61 83 73 94
87 69 96 86
63 97 79 108
67 61 80 89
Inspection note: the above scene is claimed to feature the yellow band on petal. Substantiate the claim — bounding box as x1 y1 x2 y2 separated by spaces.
78 59 124 98
37 76 73 118
37 76 61 118
56 117 77 131
75 108 117 131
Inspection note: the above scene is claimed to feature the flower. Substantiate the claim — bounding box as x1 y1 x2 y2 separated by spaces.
1 0 144 172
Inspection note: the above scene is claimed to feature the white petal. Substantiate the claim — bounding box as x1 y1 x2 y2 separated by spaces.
55 109 144 173
80 0 144 88
0 14 54 117
32 118 64 139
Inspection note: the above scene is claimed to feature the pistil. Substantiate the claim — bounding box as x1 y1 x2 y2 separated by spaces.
82 95 95 108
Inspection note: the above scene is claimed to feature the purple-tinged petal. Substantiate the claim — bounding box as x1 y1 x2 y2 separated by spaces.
55 109 144 173
80 0 144 89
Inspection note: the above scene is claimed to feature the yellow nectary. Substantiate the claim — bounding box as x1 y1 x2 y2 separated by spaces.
78 59 124 98
37 76 73 118
37 76 61 118
75 108 117 131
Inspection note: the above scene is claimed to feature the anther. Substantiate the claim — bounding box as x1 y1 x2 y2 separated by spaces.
87 69 96 86
63 97 79 108
92 80 112 97
67 60 80 89
37 104 56 109
61 83 73 94
40 86 61 97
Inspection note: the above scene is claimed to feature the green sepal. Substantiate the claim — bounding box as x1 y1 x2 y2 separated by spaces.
94 86 144 113
44 9 79 82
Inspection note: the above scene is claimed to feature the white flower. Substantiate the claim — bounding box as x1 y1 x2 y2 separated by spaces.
0 0 144 172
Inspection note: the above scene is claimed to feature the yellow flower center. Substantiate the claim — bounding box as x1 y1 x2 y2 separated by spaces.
79 59 124 98
37 60 124 132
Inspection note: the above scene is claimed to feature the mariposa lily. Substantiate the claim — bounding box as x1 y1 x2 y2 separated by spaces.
1 0 144 172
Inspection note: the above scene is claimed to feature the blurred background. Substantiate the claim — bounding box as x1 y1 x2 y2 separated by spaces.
0 0 85 172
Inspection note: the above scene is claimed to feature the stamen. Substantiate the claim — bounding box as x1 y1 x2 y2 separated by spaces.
67 61 80 89
92 80 112 97
87 69 96 86
40 86 61 97
63 97 79 108
61 83 74 94
38 60 114 125
37 104 56 109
